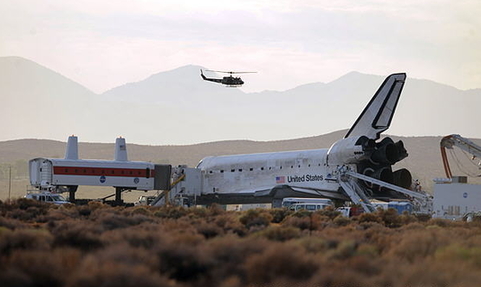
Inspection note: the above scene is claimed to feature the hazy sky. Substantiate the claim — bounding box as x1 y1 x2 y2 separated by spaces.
1 0 480 93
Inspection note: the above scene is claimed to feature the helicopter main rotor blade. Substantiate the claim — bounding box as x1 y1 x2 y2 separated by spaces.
205 70 257 74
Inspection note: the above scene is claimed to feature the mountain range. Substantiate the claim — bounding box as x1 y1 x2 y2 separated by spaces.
1 56 480 145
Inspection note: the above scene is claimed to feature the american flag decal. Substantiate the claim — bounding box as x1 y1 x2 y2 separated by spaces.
276 176 286 184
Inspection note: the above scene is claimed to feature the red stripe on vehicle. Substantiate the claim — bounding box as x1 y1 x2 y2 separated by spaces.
53 166 155 178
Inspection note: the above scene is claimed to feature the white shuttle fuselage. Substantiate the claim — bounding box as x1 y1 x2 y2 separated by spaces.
198 149 345 199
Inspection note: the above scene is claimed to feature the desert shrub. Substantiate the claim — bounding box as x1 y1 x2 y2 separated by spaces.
399 221 425 231
284 211 331 231
6 200 481 287
72 201 110 218
427 217 458 228
257 225 302 241
100 224 162 249
333 215 351 226
435 244 481 267
153 206 189 219
6 206 49 222
269 208 293 223
399 212 419 225
37 207 80 223
214 213 247 236
204 236 269 285
385 228 450 263
1 250 64 287
88 204 123 219
355 243 380 258
239 209 273 229
217 276 243 287
328 239 358 260
99 212 154 230
157 218 206 246
0 217 27 230
316 206 341 220
282 215 312 231
207 203 225 216
0 268 34 287
291 209 312 218
13 198 49 210
88 243 159 270
87 200 106 210
129 206 151 216
378 259 481 287
295 236 333 253
359 223 395 254
0 199 51 222
378 208 402 227
186 206 209 218
309 265 373 287
413 212 432 222
1 248 81 287
357 212 383 224
0 229 53 256
244 242 319 285
76 205 92 217
156 243 213 283
196 221 224 239
67 258 171 287
49 220 103 251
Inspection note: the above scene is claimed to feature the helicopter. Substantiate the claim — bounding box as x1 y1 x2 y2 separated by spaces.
200 69 256 87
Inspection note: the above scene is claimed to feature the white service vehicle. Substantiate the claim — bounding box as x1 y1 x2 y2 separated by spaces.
282 197 334 208
29 136 172 203
25 192 68 205
290 202 332 212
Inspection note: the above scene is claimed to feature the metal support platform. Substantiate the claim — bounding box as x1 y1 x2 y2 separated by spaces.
344 170 428 200
338 177 376 213
337 166 432 213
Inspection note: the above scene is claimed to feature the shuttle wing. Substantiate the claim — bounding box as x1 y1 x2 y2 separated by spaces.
252 185 349 201
345 73 406 140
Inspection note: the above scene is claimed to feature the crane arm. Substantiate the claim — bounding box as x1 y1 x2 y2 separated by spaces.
440 144 452 178
440 134 481 178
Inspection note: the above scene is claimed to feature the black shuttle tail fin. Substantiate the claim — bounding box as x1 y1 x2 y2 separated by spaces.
345 73 406 140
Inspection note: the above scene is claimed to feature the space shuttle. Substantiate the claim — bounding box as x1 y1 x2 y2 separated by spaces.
182 73 427 210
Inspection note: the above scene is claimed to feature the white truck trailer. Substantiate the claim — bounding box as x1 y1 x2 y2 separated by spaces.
29 136 171 203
